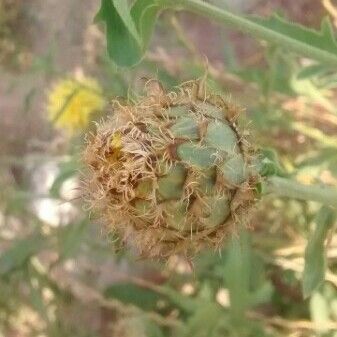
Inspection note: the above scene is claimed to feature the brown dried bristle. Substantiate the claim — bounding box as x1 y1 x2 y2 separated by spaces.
83 79 259 258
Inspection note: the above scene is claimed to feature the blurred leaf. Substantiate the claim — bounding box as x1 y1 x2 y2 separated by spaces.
181 302 223 337
257 148 286 177
223 231 273 330
297 64 328 80
0 233 46 275
297 148 337 168
116 314 165 337
317 72 337 90
198 282 213 301
302 206 336 298
331 299 337 321
158 285 197 314
329 156 337 176
248 254 273 306
28 278 49 322
291 74 335 113
310 291 330 334
4 189 30 215
104 282 163 311
234 67 293 95
292 122 337 148
224 230 251 326
57 219 88 261
236 61 293 96
49 160 78 198
137 315 164 337
249 282 273 307
145 320 165 337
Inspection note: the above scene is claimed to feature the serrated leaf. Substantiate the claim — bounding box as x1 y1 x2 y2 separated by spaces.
250 14 337 65
0 233 46 275
302 206 336 298
173 2 337 66
96 0 337 67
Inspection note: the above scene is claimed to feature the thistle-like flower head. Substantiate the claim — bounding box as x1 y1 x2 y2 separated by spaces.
83 80 259 258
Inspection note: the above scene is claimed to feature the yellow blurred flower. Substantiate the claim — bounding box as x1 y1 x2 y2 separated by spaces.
47 76 104 134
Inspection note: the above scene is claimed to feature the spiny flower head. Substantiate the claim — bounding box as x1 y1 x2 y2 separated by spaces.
83 79 259 259
47 76 104 134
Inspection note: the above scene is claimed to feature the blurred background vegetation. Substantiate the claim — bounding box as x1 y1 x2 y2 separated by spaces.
1 0 337 336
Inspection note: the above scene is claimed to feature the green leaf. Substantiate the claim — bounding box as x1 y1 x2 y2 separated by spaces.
0 233 46 275
248 254 273 306
249 282 273 307
95 0 142 66
131 0 162 49
252 15 337 57
97 0 337 67
224 230 251 326
111 0 142 44
302 206 336 298
256 148 286 177
95 0 162 66
104 283 163 311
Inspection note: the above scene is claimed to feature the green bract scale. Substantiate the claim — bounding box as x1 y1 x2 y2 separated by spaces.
83 80 259 258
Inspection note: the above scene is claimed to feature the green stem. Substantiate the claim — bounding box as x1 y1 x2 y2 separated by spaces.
164 0 337 66
264 176 337 206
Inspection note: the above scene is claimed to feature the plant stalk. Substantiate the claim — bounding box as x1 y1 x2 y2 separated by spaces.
165 0 337 66
264 176 337 206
